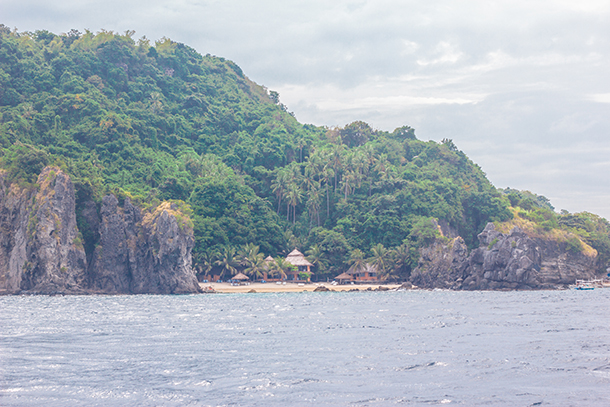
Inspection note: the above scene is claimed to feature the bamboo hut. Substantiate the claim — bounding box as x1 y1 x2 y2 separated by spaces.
231 272 250 285
285 249 314 281
335 272 353 284
347 263 379 282
263 256 274 281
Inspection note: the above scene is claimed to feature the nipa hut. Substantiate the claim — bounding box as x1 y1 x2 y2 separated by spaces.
347 263 378 282
231 272 250 285
285 249 314 281
335 272 353 284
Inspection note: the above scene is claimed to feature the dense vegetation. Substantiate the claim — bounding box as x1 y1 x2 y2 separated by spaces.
1 27 608 281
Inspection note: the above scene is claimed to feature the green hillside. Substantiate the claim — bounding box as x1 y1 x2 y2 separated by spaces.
2 27 608 280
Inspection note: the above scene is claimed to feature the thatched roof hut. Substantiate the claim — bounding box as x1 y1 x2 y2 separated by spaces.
347 263 376 275
232 272 249 280
335 272 353 283
285 249 313 268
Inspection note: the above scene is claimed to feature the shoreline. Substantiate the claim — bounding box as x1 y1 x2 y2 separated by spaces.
200 282 402 293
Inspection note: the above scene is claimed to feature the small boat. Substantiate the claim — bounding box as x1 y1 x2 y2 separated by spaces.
571 279 597 290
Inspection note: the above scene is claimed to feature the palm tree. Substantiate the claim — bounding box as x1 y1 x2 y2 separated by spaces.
269 257 293 280
347 249 367 273
330 143 345 191
306 245 328 273
321 165 334 219
391 244 412 280
341 169 357 201
286 182 302 224
194 251 213 280
236 243 260 268
214 247 239 279
244 252 266 281
306 182 322 227
368 243 390 280
272 167 290 214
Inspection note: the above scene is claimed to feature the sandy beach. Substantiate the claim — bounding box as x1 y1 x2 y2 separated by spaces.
199 282 402 293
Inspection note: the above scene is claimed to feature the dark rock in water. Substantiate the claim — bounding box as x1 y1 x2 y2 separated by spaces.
248 289 257 293
0 167 87 294
399 282 413 290
314 286 330 292
88 194 132 293
376 286 389 291
0 167 200 295
89 196 201 294
411 236 469 290
412 223 597 290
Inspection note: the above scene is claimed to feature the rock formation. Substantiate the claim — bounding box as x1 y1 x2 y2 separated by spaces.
0 167 87 294
88 196 201 294
412 223 598 290
0 167 200 295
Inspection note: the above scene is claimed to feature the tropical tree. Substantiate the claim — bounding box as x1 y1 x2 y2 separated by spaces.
390 243 413 280
193 251 214 279
347 248 367 273
269 257 295 280
368 243 390 279
214 247 239 279
244 252 266 281
236 243 261 268
306 244 328 274
306 182 322 227
286 182 303 224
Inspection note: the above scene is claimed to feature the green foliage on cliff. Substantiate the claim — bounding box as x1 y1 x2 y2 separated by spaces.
0 26 540 280
495 197 610 271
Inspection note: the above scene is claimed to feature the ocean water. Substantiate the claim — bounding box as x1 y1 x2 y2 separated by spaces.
1 290 609 406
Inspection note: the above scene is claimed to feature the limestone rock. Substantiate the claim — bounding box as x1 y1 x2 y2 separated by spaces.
411 237 469 289
0 167 199 295
0 167 87 294
88 196 201 294
412 222 597 290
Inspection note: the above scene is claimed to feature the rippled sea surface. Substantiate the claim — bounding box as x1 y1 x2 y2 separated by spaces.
1 290 609 406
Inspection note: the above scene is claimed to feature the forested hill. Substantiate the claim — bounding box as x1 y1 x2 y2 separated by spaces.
2 27 609 280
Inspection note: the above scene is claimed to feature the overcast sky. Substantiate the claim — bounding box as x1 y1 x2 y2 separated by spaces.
4 0 610 218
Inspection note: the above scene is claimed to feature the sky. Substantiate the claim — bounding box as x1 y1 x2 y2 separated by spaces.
3 0 610 218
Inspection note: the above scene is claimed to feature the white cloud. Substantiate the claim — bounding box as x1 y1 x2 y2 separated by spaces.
416 41 464 66
589 93 610 103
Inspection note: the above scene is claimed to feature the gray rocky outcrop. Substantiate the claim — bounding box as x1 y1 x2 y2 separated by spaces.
412 223 597 290
0 167 200 295
411 236 469 290
0 167 87 294
88 196 201 294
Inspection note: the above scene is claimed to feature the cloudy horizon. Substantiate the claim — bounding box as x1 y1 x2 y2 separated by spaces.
4 0 610 218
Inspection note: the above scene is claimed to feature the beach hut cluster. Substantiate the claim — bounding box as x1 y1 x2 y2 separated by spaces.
200 248 381 284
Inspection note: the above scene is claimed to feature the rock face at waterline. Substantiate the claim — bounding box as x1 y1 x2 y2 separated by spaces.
0 167 87 294
411 223 597 290
0 167 200 295
88 196 200 294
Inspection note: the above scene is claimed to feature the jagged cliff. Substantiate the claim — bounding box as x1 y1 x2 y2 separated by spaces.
412 223 597 290
88 196 200 294
0 167 87 294
0 167 200 295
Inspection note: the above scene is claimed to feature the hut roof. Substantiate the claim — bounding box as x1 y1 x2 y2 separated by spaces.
335 272 353 280
346 263 376 275
232 272 249 280
285 249 314 267
264 256 274 262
